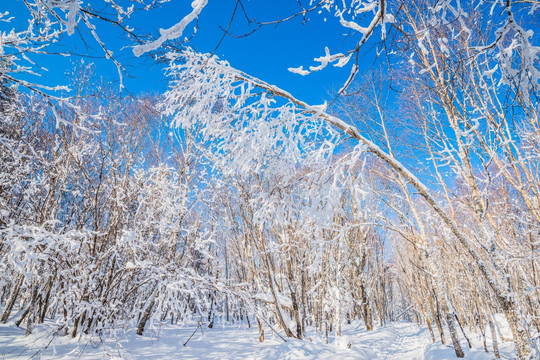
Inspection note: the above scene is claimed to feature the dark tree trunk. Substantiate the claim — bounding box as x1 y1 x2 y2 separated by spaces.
1 274 24 323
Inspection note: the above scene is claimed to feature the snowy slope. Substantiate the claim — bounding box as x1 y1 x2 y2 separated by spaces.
0 319 516 359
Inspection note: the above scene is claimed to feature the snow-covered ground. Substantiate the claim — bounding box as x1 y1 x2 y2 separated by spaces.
0 318 516 359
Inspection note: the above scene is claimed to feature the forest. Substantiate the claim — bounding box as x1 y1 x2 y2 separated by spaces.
0 0 539 359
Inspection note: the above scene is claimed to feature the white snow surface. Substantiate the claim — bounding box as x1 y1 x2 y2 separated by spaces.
0 317 517 359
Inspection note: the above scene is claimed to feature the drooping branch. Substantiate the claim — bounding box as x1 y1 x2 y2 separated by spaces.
227 62 515 318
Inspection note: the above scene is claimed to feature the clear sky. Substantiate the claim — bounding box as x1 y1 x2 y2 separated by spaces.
4 0 379 105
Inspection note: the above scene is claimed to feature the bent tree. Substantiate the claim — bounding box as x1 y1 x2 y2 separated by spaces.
151 1 539 358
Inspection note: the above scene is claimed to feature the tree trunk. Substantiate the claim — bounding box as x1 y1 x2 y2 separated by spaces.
257 317 264 342
360 283 373 331
426 317 436 343
286 258 302 338
455 314 472 349
1 274 24 323
38 277 53 323
502 303 530 360
258 230 296 338
445 311 464 358
488 315 500 359
429 293 446 344
137 292 157 336
25 286 38 336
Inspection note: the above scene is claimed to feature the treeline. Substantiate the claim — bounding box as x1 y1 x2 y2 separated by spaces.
0 75 225 337
0 71 406 343
1 64 538 360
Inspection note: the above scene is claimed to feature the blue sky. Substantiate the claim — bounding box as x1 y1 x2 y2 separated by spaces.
4 0 377 104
